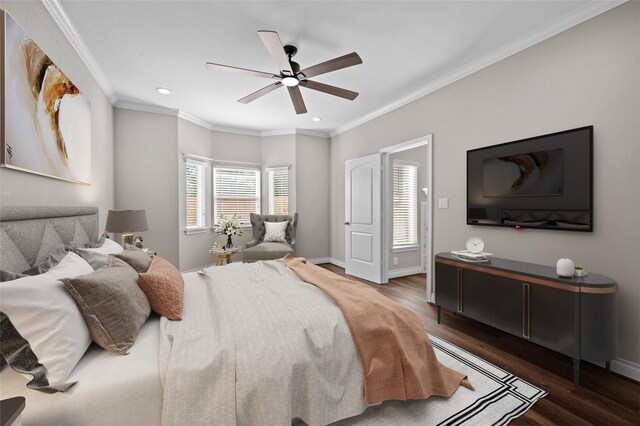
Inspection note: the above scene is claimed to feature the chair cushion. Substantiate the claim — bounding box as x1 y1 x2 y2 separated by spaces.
243 242 294 261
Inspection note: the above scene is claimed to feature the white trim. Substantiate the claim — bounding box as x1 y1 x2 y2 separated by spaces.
178 111 214 131
182 152 214 163
392 245 420 253
184 228 208 235
265 166 290 172
330 1 625 138
308 257 332 265
329 257 346 269
41 0 117 104
261 128 330 138
598 358 640 382
115 100 179 116
210 123 261 137
388 266 426 279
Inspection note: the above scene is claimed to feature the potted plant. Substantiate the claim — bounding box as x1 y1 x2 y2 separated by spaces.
215 214 243 249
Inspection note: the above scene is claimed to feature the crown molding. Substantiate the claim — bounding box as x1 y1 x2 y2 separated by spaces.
41 0 118 104
261 128 329 138
209 123 261 137
330 0 626 138
114 100 179 117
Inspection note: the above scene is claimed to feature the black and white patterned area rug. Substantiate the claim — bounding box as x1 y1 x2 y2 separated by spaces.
332 333 547 426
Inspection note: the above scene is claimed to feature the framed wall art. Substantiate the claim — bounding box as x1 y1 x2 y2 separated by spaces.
1 9 91 184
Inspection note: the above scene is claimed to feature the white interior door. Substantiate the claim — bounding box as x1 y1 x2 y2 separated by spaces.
345 154 382 284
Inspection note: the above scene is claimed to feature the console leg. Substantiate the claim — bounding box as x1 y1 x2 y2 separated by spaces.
437 306 441 324
606 361 611 375
573 358 580 387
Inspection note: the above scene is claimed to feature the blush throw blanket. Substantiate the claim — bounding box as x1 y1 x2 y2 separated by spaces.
284 255 473 404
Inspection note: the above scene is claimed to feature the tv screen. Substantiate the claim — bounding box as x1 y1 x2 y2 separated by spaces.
467 126 593 231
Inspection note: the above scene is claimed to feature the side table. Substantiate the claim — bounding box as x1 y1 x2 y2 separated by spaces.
1 397 25 426
210 248 238 266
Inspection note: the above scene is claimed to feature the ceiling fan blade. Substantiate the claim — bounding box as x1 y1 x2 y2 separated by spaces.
287 86 307 114
300 52 362 79
206 62 278 79
238 82 283 104
257 30 293 75
300 80 359 100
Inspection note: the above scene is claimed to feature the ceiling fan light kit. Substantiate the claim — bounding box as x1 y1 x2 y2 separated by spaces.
206 30 362 114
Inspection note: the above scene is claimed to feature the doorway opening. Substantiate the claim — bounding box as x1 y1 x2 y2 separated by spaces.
380 135 433 301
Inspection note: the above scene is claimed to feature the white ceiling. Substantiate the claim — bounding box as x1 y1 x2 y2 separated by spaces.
57 0 617 135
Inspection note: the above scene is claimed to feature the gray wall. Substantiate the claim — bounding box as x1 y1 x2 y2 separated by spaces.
330 3 639 364
114 109 179 265
295 134 330 260
0 1 114 231
261 135 296 215
388 146 428 271
178 119 213 271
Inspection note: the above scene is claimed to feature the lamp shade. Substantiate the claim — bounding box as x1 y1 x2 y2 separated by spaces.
105 209 148 233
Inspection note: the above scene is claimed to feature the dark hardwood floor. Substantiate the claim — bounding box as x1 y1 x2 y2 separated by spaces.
319 264 640 426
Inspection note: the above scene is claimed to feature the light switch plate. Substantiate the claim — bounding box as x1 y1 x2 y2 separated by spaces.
438 198 449 209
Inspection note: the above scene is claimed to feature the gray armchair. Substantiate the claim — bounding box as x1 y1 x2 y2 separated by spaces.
243 213 298 262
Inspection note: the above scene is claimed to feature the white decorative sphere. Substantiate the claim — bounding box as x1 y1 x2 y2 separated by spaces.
556 258 575 277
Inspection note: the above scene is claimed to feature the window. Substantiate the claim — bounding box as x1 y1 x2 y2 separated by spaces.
185 159 206 229
393 160 418 248
213 166 261 225
267 167 289 215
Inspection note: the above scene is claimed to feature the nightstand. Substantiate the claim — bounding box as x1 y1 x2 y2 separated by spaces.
142 248 157 257
1 397 25 426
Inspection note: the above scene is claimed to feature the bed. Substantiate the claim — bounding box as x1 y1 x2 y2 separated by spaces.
0 206 467 425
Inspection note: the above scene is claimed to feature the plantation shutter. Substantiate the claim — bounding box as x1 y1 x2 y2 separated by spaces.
393 161 418 247
213 166 261 225
185 159 206 229
267 167 289 215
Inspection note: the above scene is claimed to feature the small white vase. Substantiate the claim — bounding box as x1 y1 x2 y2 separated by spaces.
556 258 575 277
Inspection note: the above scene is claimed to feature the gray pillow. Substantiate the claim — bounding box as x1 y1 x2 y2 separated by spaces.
83 232 108 248
114 245 152 273
0 244 77 282
61 256 151 354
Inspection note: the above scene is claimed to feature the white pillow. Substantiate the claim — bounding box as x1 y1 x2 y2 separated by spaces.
263 221 288 243
0 252 94 387
76 237 123 270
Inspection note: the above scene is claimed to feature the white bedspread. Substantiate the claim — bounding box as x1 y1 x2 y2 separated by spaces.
0 316 162 425
159 260 368 426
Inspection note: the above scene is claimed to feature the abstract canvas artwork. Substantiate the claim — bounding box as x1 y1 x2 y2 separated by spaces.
1 10 91 184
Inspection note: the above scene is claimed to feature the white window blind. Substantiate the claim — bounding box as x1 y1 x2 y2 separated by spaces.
186 159 206 229
267 167 289 215
213 166 261 225
393 161 418 247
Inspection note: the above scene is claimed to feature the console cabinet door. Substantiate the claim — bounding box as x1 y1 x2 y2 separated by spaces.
530 284 578 358
460 269 493 323
435 263 458 312
489 276 524 337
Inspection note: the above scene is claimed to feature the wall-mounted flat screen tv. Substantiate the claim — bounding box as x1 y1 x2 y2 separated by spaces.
467 126 593 231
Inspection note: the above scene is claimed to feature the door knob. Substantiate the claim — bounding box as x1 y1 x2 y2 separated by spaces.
344 222 350 225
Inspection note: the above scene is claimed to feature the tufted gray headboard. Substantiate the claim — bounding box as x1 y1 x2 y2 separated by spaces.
0 206 99 273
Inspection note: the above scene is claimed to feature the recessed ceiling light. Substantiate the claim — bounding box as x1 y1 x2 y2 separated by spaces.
156 87 171 95
312 117 322 122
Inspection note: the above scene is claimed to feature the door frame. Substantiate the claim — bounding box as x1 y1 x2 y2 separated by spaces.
380 134 434 300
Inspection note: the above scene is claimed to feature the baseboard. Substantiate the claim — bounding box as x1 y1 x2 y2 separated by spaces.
388 266 427 279
600 358 640 382
308 257 332 265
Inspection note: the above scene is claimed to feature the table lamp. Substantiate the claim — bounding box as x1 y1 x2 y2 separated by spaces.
105 209 148 246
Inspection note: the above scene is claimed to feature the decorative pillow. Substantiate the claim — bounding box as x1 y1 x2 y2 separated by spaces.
76 237 123 270
83 231 108 248
114 245 152 273
62 256 151 354
0 244 79 283
263 221 288 243
137 256 185 320
0 252 94 392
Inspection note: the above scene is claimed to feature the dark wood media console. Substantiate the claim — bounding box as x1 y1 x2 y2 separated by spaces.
435 252 618 386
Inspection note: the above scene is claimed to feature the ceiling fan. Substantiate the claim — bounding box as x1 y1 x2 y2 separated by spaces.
205 30 362 114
